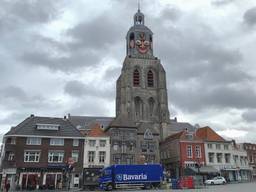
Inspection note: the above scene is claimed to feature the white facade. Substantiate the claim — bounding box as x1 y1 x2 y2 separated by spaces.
84 136 110 168
204 141 251 181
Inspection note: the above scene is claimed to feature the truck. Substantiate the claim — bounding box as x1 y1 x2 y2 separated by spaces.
83 168 102 190
98 164 163 191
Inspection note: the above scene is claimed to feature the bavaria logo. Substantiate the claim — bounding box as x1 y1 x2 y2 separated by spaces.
116 174 123 181
116 174 147 181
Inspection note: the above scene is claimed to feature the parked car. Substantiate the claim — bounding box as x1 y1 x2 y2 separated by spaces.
205 176 226 185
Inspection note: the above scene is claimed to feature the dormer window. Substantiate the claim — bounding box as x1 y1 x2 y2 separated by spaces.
37 123 59 130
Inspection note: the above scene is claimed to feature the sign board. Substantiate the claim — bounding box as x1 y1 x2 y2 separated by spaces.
74 177 79 185
68 157 75 165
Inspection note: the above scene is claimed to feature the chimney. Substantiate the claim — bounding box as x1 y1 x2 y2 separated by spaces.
30 114 34 118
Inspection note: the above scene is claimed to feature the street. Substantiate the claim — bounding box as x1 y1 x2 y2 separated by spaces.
113 182 256 192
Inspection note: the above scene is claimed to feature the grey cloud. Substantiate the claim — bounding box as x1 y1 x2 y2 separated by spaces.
1 0 61 24
170 84 256 112
21 49 101 72
0 86 28 102
67 14 125 50
0 86 57 111
161 7 181 21
65 98 111 117
242 110 256 122
0 112 28 125
64 80 115 100
243 7 256 26
211 0 236 6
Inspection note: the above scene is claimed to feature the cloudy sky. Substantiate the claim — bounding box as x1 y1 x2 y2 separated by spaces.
0 0 256 142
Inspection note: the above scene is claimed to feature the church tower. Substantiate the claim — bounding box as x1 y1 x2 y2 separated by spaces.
116 8 170 125
108 8 170 165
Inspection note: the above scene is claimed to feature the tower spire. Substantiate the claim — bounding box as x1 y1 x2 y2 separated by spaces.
138 0 140 11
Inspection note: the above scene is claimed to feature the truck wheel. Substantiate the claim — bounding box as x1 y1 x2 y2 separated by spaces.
106 184 113 191
143 183 152 189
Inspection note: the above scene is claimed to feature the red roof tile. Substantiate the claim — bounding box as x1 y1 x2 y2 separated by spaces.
196 126 225 141
87 123 108 137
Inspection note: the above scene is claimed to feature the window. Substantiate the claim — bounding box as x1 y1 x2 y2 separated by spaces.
99 151 106 163
48 151 64 163
133 69 140 86
195 146 201 158
100 140 106 147
114 156 121 164
113 143 119 151
6 138 16 144
217 153 222 163
121 143 127 153
209 153 214 163
141 142 148 153
72 151 79 162
88 151 95 163
148 98 155 117
187 145 192 158
147 70 154 87
50 138 64 146
89 140 96 147
148 142 155 153
24 151 40 162
225 153 231 163
216 144 221 150
8 152 15 161
26 137 41 145
224 144 229 150
134 96 143 117
207 143 212 149
37 123 59 130
128 143 134 152
73 139 79 146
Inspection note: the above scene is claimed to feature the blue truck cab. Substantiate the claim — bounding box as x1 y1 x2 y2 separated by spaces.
99 164 163 190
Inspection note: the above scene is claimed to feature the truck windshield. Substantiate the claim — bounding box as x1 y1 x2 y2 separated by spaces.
102 169 111 176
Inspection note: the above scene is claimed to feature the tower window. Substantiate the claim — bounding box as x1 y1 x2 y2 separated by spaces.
133 69 140 86
147 70 154 87
148 97 155 117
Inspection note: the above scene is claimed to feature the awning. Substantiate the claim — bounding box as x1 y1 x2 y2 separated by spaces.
186 166 219 174
199 166 219 173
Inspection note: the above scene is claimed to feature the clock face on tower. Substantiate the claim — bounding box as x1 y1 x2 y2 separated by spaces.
136 32 150 54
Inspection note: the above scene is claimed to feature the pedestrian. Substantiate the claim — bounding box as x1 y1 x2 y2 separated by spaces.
5 181 10 192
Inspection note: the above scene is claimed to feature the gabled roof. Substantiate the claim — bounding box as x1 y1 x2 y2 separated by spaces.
87 123 109 137
68 115 114 130
162 130 203 144
196 126 225 142
5 115 83 138
108 114 137 129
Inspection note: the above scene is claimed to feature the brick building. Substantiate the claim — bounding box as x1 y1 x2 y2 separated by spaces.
0 115 84 190
160 130 206 178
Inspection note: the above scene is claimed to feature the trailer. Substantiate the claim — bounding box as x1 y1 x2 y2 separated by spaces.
98 164 163 190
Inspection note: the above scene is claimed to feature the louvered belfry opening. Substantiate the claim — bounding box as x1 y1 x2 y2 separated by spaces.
147 70 154 87
133 69 140 86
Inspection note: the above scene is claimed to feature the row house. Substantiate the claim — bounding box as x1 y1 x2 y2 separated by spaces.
160 130 206 178
83 123 110 169
0 115 84 191
242 143 256 180
196 126 252 182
